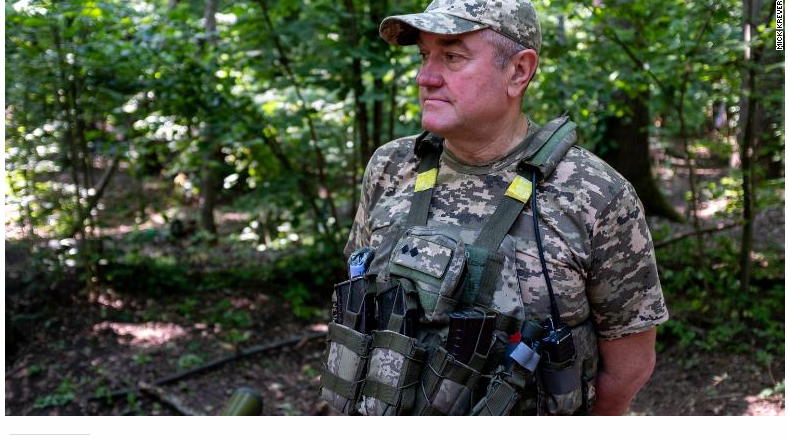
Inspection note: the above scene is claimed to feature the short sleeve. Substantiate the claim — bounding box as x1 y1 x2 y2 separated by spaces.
586 183 669 340
343 158 375 260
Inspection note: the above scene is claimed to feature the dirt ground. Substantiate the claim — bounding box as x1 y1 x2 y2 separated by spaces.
4 269 784 416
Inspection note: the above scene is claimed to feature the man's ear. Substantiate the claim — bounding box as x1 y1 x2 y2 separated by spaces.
507 49 538 98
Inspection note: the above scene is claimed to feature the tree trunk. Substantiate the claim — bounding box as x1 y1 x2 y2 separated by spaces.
200 0 219 237
737 0 768 294
599 91 684 223
342 0 372 164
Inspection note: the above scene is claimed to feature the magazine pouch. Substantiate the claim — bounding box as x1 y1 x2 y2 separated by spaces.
319 276 376 414
358 329 427 415
413 333 493 415
319 322 373 414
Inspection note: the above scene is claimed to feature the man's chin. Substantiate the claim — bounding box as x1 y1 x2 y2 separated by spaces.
420 117 454 138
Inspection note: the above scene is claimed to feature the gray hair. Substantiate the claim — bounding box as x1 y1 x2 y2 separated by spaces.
480 28 528 69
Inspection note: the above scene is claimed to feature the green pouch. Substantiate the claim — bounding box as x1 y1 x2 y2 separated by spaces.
413 345 489 415
461 234 524 335
319 322 373 414
358 330 427 415
469 373 520 416
388 226 467 323
538 356 583 415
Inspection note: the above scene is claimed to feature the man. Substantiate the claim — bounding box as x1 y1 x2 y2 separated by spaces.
343 0 668 415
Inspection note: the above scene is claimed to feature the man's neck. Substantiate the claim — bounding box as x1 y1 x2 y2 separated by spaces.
443 112 529 165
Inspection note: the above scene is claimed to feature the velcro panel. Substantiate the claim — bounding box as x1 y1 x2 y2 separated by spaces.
391 236 453 279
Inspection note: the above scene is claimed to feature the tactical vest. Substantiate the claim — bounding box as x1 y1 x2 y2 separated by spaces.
320 115 597 416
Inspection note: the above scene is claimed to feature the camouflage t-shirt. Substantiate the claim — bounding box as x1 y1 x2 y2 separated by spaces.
345 124 668 341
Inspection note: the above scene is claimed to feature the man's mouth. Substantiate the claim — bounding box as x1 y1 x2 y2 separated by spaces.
423 98 449 105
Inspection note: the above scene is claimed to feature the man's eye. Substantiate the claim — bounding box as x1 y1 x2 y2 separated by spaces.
445 53 462 62
418 52 427 60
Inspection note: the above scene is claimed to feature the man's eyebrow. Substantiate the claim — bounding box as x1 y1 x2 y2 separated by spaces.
415 36 471 51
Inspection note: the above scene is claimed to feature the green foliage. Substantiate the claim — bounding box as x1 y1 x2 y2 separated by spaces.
208 300 253 330
657 234 785 356
4 2 784 362
131 353 152 365
25 364 45 378
177 353 206 371
33 378 76 410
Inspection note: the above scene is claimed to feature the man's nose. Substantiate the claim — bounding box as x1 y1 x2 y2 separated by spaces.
417 70 443 88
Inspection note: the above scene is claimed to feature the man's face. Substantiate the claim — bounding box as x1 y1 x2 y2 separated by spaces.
416 30 510 139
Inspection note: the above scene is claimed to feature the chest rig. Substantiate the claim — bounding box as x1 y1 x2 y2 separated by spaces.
320 115 595 415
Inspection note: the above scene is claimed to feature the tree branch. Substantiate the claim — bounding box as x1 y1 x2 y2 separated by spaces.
654 221 742 249
90 331 327 403
68 153 121 238
253 0 340 237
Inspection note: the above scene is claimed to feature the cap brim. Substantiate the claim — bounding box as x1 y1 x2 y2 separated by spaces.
379 12 488 46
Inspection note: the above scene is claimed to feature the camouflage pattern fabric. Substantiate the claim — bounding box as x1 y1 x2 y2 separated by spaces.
388 226 467 322
320 323 371 414
345 117 669 343
392 235 454 278
358 347 405 415
380 0 542 53
431 378 473 414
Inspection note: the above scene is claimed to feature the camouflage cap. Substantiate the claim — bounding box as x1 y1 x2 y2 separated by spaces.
379 0 542 53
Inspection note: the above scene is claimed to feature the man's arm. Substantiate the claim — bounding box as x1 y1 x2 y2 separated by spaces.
591 327 657 415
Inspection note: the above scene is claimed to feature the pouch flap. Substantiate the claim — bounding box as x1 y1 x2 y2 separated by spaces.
391 235 453 279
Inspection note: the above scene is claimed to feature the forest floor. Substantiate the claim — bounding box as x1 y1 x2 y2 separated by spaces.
5 150 786 416
3 265 785 416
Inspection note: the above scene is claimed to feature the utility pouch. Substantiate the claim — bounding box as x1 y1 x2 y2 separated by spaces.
460 234 524 335
468 372 521 416
538 356 583 415
319 322 373 414
358 330 427 415
388 226 467 323
413 310 495 416
413 346 486 415
320 276 376 414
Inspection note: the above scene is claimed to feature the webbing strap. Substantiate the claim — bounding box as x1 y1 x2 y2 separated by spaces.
473 166 535 253
361 379 400 406
372 330 417 354
327 323 372 356
406 144 442 228
466 164 536 318
319 369 360 401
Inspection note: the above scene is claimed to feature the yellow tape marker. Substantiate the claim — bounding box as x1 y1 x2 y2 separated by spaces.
414 168 438 192
505 175 533 204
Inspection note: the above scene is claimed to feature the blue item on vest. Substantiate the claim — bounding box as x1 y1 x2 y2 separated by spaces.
348 247 375 277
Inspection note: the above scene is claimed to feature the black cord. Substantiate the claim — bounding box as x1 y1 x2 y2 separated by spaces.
530 171 562 322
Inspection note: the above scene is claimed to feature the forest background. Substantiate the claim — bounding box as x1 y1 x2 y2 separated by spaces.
4 0 785 416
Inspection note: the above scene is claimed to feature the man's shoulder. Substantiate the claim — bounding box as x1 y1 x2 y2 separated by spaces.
364 134 421 180
369 134 420 164
548 145 634 208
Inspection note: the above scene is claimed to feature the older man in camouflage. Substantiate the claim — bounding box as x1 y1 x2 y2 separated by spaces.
343 0 668 415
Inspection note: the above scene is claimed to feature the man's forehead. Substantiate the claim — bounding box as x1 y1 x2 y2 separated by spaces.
416 32 475 50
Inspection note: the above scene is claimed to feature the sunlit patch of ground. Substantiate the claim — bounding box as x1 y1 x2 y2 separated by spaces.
91 321 187 347
743 395 786 416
